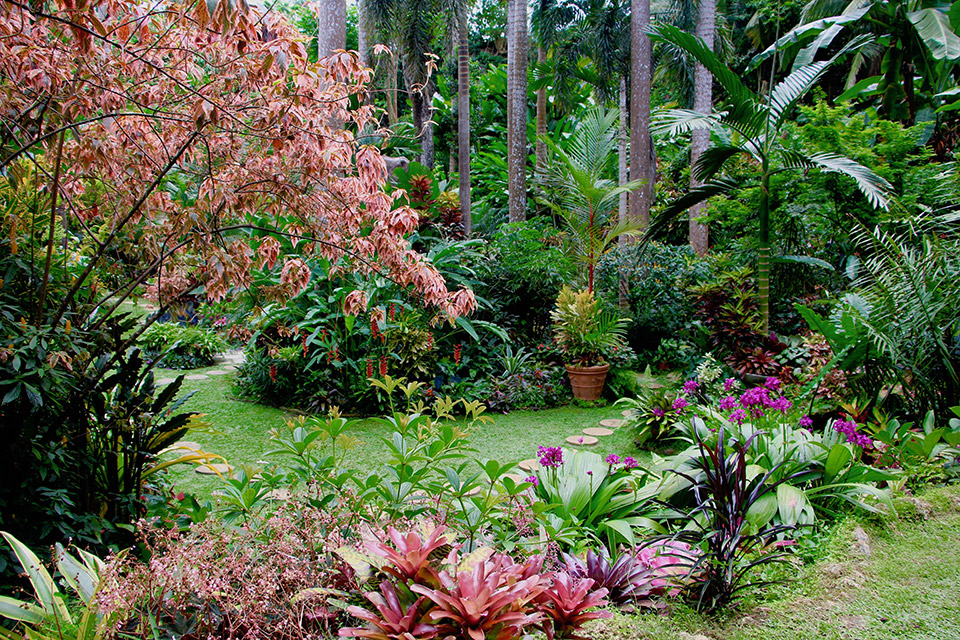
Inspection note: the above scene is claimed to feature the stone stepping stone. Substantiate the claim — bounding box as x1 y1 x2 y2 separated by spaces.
566 435 599 446
196 463 232 476
157 378 177 385
223 365 238 371
645 381 665 390
621 409 634 417
206 369 231 376
169 441 202 450
518 459 539 472
583 427 614 437
185 374 209 380
599 419 624 428
266 489 291 501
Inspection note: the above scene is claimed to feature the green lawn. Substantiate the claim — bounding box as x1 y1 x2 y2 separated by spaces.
158 362 648 497
587 485 960 640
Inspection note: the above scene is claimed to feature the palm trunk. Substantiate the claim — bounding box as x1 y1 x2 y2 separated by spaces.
385 48 399 124
357 0 372 68
535 46 547 172
629 0 652 229
689 0 715 256
618 79 629 311
759 163 771 335
458 17 472 237
316 0 346 60
506 0 528 223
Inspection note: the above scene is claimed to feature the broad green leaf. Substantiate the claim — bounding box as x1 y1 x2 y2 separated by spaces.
55 545 98 604
777 484 813 526
908 8 960 60
746 492 778 530
825 444 852 480
0 532 70 624
0 596 45 624
600 519 636 548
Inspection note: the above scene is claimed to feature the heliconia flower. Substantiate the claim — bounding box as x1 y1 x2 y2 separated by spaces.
370 317 379 336
425 333 434 350
379 355 387 377
454 343 462 365
366 359 374 378
269 364 277 382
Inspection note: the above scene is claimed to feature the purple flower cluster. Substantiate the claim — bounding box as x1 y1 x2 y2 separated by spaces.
623 456 639 469
537 445 564 468
524 475 539 487
799 415 814 429
682 380 700 395
672 397 689 415
833 419 872 449
605 454 621 465
723 377 737 392
763 376 781 391
652 407 666 418
728 384 793 421
718 395 739 411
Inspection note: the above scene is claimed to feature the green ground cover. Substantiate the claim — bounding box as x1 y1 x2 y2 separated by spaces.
590 485 960 640
159 363 647 498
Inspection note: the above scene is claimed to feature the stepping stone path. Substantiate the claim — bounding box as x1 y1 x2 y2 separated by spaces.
583 427 614 437
598 419 624 428
196 463 233 476
157 378 177 385
223 365 238 371
185 374 209 380
518 459 539 472
622 409 634 417
169 441 202 450
206 369 231 376
566 435 598 446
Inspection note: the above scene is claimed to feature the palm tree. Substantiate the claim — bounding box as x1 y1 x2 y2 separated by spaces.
630 0 653 229
316 0 346 59
647 24 894 332
689 0 715 256
457 12 472 236
507 0 529 223
536 108 645 292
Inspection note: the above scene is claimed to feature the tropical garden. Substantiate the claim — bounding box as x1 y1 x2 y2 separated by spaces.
1 0 959 638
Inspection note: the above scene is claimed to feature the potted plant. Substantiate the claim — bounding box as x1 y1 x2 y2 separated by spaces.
551 286 629 401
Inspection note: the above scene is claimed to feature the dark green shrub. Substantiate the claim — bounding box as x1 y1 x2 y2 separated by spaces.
140 322 227 369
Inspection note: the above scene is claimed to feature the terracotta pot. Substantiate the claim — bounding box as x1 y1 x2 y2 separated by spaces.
565 364 610 401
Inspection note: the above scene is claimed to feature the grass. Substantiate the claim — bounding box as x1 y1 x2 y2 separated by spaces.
158 362 650 498
587 484 960 640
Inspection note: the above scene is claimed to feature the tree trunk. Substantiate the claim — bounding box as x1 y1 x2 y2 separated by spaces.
629 0 652 229
386 48 399 124
316 0 346 60
759 162 771 335
689 0 715 256
618 78 629 310
357 0 373 68
506 0 528 223
458 17 472 237
536 46 548 172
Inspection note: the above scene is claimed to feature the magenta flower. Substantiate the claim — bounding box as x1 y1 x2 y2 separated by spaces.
832 419 872 449
682 380 699 395
723 377 737 392
718 395 739 411
672 397 689 414
728 408 747 425
524 475 539 487
652 407 666 418
770 397 793 412
799 415 814 428
537 445 564 468
605 454 621 465
763 376 781 391
623 456 639 469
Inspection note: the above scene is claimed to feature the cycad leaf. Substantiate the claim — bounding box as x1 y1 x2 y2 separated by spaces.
908 8 960 60
779 150 893 210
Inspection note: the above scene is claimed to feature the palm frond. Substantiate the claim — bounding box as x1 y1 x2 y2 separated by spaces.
648 24 762 135
652 108 724 137
692 144 750 182
643 177 740 242
779 150 893 210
